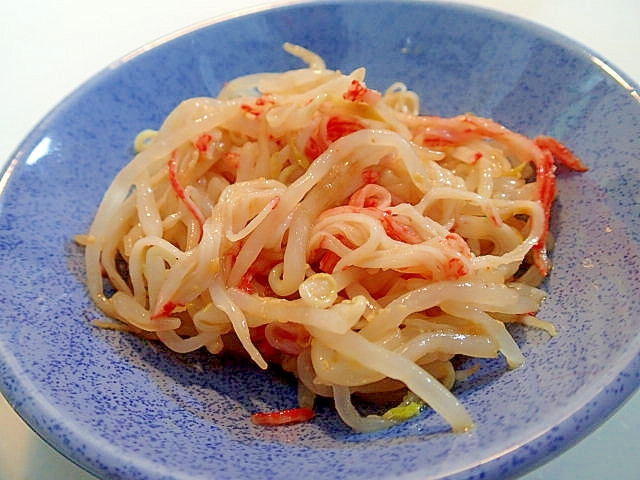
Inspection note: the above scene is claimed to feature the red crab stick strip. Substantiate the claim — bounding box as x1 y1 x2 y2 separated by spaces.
168 150 206 231
250 407 316 426
532 136 589 275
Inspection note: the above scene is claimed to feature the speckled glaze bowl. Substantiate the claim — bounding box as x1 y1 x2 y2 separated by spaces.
0 1 638 479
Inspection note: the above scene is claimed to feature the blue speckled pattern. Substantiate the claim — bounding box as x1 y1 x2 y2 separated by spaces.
0 1 639 479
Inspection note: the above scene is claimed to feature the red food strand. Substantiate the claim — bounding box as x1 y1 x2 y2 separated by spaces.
534 135 589 172
241 104 262 116
530 149 556 277
361 166 381 184
381 210 423 244
250 407 316 426
255 95 276 107
342 79 381 103
194 133 213 153
318 250 340 273
151 301 181 320
304 115 365 161
531 133 589 277
168 151 187 202
446 257 469 279
240 96 277 117
326 115 365 142
238 271 255 294
343 79 369 101
303 136 325 162
168 150 206 233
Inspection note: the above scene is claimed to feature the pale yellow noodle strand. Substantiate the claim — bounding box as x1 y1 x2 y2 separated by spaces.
309 327 474 432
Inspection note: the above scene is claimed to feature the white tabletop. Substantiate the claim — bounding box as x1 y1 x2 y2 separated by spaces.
0 1 638 478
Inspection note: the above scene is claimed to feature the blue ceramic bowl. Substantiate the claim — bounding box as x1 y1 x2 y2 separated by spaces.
1 1 638 479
